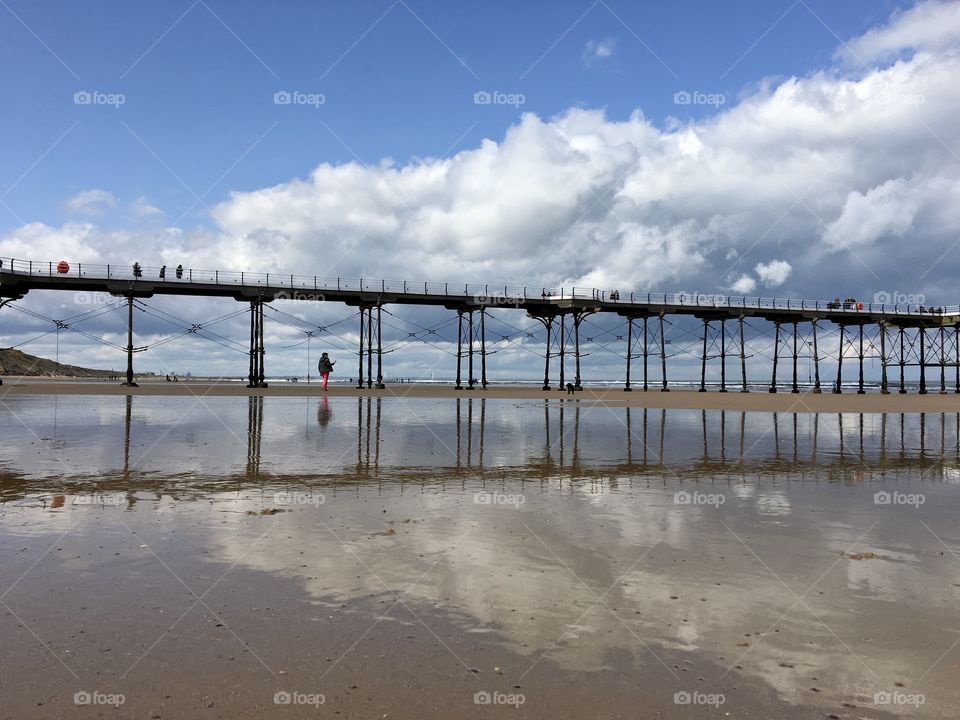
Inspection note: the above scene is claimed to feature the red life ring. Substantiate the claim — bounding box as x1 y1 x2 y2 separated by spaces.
56 260 70 274
857 302 863 311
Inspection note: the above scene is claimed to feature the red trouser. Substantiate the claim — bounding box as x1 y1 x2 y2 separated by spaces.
321 372 330 389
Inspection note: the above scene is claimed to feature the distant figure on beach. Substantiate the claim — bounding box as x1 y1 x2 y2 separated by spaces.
317 396 332 427
317 352 336 391
175 264 183 279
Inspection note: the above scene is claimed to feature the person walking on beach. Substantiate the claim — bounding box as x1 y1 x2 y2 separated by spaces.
317 352 335 391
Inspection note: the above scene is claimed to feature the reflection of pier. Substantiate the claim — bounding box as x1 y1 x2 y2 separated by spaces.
355 396 382 475
330 398 960 481
246 395 263 476
3 402 960 505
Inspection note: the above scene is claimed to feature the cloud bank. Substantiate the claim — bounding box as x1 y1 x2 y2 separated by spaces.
3 1 960 377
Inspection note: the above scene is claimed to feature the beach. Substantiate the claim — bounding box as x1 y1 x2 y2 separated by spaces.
1 393 957 718
4 378 960 412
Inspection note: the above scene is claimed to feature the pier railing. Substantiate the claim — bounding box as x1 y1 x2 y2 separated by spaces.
1 256 957 317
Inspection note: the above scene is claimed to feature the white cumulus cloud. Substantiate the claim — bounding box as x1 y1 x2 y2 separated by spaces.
755 260 792 288
65 189 117 215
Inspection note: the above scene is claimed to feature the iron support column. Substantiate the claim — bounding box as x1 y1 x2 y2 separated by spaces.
480 309 488 389
835 326 844 393
857 324 865 394
643 317 649 391
699 319 708 392
659 313 669 391
919 328 927 394
719 319 727 392
812 320 821 393
769 321 780 393
540 316 553 391
791 321 799 393
624 317 633 391
558 315 566 390
740 317 748 392
955 326 959 394
899 328 906 394
357 309 365 389
375 305 385 389
880 324 889 394
573 313 584 390
455 311 463 390
939 327 947 394
366 307 373 389
467 310 475 390
123 295 137 387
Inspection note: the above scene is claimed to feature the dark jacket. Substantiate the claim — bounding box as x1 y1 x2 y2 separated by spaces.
318 357 335 373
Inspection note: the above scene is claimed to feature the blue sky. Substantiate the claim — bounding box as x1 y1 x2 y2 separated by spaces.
1 0 912 229
3 0 959 380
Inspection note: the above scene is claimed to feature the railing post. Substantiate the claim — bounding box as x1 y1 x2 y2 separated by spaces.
404 281 407 293
382 279 386 292
216 270 219 283
106 264 110 279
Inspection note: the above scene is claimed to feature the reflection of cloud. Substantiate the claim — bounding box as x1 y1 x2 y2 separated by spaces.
755 490 791 517
203 478 952 717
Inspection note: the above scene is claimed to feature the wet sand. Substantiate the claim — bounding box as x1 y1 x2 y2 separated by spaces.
1 396 956 719
4 378 960 412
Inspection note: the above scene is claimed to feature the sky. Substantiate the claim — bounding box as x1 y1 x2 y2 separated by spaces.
1 0 958 381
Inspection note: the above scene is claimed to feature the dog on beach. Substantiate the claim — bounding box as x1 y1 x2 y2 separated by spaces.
565 383 575 394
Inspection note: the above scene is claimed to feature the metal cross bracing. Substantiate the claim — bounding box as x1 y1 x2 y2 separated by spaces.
3 271 960 394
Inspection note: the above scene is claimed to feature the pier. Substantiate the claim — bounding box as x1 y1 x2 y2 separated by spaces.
2 256 959 394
